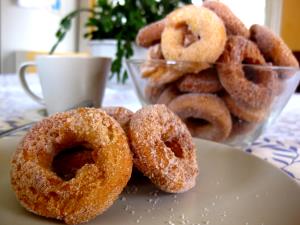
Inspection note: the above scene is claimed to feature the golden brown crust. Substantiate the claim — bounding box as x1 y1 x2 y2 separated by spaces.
11 108 133 224
168 93 232 141
203 0 249 38
217 35 276 109
222 94 267 122
250 24 299 68
128 105 198 193
177 68 223 93
161 5 227 64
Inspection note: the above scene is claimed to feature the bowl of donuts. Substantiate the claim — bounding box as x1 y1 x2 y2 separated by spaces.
126 1 300 147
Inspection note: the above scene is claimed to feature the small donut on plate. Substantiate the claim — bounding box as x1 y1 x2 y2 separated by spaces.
102 106 134 132
168 93 232 141
203 0 249 37
217 35 276 109
177 68 223 93
11 108 133 225
222 94 267 122
136 19 166 47
129 104 198 193
161 5 226 64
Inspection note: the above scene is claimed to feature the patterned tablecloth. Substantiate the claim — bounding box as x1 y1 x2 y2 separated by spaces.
0 74 300 183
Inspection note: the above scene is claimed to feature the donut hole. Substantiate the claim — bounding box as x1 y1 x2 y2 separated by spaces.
164 138 184 158
185 117 210 127
52 144 95 181
243 66 259 83
178 24 200 47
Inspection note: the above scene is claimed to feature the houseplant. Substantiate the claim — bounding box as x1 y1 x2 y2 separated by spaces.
50 0 192 83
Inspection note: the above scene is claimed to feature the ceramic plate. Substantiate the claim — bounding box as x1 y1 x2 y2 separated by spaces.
1 137 300 225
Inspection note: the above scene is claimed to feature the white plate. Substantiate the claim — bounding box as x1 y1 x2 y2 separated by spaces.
1 137 300 225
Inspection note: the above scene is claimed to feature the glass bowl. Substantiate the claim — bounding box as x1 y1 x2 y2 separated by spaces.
126 59 300 148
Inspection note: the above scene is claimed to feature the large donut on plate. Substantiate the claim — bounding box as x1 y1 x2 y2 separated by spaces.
177 68 223 93
203 0 249 37
217 35 276 109
161 5 226 64
250 24 299 69
11 108 133 225
168 93 232 141
129 104 198 193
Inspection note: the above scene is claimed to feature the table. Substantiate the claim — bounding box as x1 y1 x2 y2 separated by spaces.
1 74 300 183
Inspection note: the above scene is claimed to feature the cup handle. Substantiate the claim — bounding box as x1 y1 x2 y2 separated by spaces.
18 62 45 105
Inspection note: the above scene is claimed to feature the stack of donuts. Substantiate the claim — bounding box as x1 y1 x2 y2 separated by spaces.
136 1 299 142
11 106 198 224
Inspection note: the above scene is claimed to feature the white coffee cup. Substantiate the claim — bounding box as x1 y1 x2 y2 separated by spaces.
18 55 111 115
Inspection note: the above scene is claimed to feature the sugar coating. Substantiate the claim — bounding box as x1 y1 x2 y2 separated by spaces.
203 1 249 37
10 107 133 224
128 104 198 193
102 106 134 133
168 93 232 141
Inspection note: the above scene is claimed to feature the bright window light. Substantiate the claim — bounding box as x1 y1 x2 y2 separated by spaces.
192 0 266 28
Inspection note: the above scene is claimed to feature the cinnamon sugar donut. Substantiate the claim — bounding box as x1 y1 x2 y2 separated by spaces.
156 85 180 105
136 19 166 47
161 5 226 64
222 94 267 122
11 108 133 225
148 66 184 86
177 68 223 93
250 24 299 69
103 106 133 132
203 0 249 37
217 35 275 109
168 93 232 141
129 104 198 193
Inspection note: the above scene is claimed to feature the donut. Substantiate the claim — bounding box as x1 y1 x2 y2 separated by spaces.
217 35 276 109
141 44 164 78
148 65 184 86
136 19 166 47
227 117 259 141
168 93 232 141
177 68 223 93
250 24 299 69
144 84 166 104
161 5 226 64
128 104 198 193
102 106 133 132
222 94 267 122
156 85 180 105
11 108 133 225
203 0 249 38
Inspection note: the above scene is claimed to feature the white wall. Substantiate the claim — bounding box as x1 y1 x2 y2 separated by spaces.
1 0 78 73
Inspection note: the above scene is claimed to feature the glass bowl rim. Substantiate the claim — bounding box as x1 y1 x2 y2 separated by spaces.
126 59 300 71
